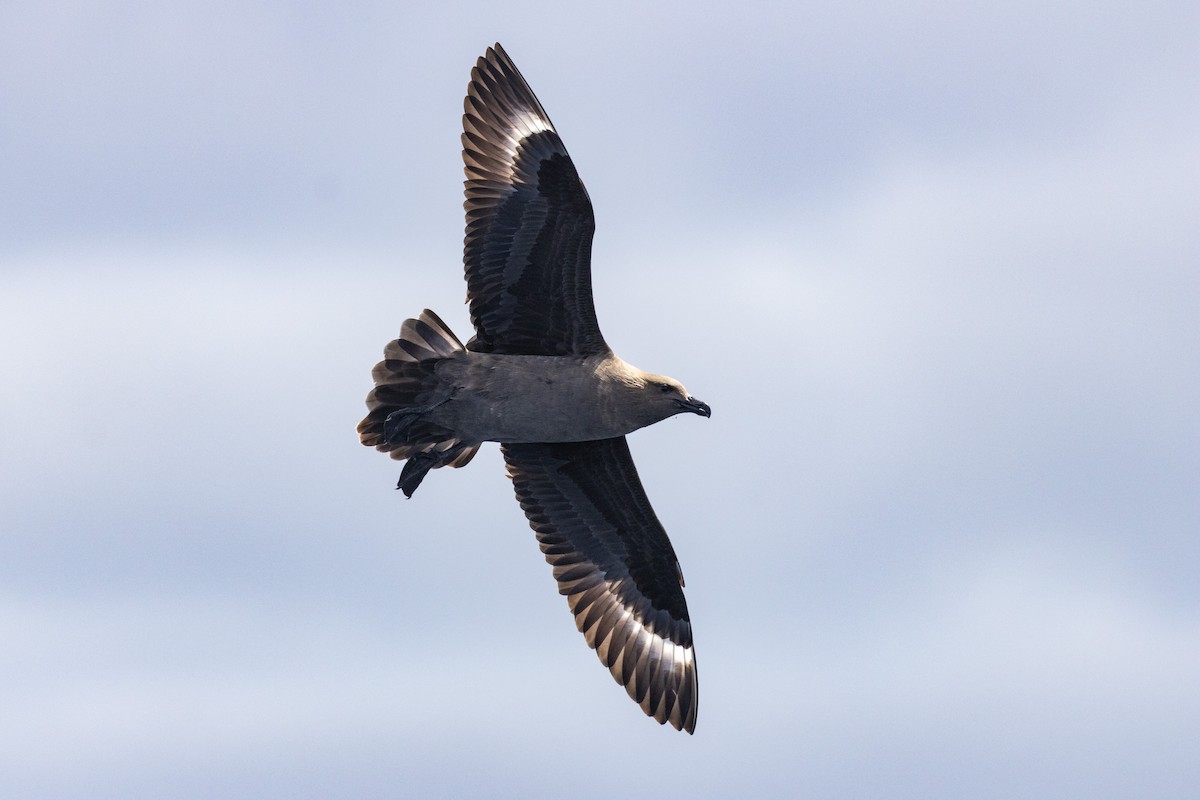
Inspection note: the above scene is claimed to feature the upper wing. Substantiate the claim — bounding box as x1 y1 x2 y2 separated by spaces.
461 44 608 357
502 436 698 733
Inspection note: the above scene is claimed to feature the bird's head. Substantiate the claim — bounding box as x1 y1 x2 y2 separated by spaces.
600 357 711 430
641 374 711 420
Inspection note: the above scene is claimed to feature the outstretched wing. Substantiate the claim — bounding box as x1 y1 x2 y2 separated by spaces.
502 437 698 733
461 43 608 357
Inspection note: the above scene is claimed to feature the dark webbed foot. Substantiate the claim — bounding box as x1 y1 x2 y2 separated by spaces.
397 453 437 497
396 441 475 498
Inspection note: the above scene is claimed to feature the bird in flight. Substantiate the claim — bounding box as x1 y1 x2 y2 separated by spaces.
358 43 710 733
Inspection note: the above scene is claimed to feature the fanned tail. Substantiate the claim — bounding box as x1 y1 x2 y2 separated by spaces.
357 309 480 496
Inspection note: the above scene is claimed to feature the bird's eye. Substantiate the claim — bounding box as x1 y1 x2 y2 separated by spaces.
658 383 672 393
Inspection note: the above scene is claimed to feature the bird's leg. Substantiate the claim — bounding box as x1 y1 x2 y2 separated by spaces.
381 398 448 443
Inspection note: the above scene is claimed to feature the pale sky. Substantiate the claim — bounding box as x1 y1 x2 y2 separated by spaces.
3 2 1198 798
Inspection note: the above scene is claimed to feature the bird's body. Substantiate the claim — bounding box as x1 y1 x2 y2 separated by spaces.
418 349 699 444
358 44 708 733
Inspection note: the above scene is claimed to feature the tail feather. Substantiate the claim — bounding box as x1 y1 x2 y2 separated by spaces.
394 312 465 360
358 309 481 494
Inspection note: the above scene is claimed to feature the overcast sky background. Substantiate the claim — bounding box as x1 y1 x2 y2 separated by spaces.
3 2 1198 798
